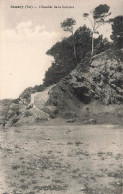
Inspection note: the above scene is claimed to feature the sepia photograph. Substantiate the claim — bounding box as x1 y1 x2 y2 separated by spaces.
0 0 123 193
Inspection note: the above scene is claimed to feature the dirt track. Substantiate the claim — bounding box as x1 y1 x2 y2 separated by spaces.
0 125 123 194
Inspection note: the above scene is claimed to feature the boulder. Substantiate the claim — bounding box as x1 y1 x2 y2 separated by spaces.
30 107 50 120
9 103 19 110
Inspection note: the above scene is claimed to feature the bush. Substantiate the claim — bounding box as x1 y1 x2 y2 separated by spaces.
62 111 77 119
35 117 48 123
24 111 33 117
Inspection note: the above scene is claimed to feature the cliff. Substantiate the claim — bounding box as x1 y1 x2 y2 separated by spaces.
48 49 123 111
0 49 123 126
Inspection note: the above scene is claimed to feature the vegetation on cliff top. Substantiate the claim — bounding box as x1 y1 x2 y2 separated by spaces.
19 4 123 101
0 4 123 127
43 26 110 86
43 4 123 87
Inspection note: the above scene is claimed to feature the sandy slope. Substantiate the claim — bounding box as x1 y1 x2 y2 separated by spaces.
30 85 55 109
0 124 123 194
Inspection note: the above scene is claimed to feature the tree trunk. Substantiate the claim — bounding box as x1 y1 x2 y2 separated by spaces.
73 37 77 64
71 31 77 64
91 32 94 56
73 44 77 59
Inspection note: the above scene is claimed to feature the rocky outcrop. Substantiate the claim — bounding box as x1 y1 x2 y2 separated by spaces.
4 86 57 126
0 99 13 125
1 49 123 126
47 49 123 116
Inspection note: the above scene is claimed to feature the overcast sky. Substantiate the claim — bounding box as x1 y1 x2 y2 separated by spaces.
0 0 123 99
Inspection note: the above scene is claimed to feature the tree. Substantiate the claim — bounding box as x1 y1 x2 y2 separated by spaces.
110 16 123 48
45 37 76 86
74 25 92 61
83 4 111 55
94 35 111 54
44 25 110 86
61 18 77 62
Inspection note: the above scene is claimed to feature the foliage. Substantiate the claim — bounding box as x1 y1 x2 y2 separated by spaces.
43 6 112 87
43 26 91 86
44 25 110 86
110 16 123 48
74 26 92 61
61 18 76 34
83 4 111 55
43 62 71 86
94 35 111 55
93 4 111 20
61 18 77 61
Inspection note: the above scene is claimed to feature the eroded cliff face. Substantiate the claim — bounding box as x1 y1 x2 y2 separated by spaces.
47 50 123 115
1 49 123 126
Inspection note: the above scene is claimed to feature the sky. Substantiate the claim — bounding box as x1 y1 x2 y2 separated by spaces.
0 0 123 99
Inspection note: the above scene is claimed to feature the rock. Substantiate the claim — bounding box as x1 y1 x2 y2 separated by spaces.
67 118 76 123
88 119 96 124
30 107 50 120
7 109 16 119
15 116 35 126
7 115 20 126
48 49 123 113
9 103 19 110
81 119 96 124
0 99 13 125
42 105 57 117
29 85 55 109
0 117 4 125
1 49 123 125
80 186 86 191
